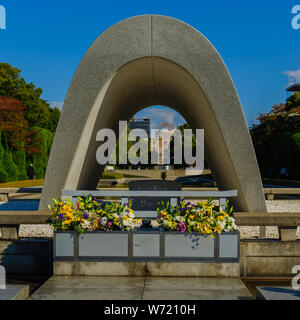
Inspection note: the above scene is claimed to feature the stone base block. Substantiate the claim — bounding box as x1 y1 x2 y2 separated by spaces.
0 226 19 240
0 284 29 300
54 261 240 277
279 227 297 241
0 194 8 202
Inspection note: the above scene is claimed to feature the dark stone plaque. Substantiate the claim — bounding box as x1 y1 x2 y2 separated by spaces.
128 180 182 212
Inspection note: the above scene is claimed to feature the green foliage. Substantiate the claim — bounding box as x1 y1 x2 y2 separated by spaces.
13 149 27 180
286 92 300 111
31 128 54 179
0 131 8 182
0 63 60 131
48 107 61 133
0 63 60 182
250 94 300 179
3 150 18 182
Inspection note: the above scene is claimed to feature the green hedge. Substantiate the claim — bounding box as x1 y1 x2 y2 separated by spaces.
0 131 8 182
31 128 54 179
0 128 54 182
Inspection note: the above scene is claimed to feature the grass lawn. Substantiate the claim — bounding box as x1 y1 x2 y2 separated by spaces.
0 179 44 188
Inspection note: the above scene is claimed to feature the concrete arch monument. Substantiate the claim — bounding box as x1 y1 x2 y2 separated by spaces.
40 15 266 213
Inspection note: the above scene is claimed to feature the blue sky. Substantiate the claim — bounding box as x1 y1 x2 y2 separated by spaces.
0 0 299 128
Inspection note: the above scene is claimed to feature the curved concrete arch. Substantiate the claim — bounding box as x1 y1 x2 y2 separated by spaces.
40 15 266 212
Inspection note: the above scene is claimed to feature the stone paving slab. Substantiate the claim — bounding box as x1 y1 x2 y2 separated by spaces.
256 286 300 300
0 284 29 300
30 276 253 300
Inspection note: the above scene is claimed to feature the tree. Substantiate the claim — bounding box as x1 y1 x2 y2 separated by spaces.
286 92 300 111
0 96 40 155
250 93 300 179
0 63 61 182
0 63 60 131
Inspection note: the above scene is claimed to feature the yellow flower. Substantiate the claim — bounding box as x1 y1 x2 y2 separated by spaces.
64 219 72 225
189 214 195 220
162 211 168 217
214 226 222 233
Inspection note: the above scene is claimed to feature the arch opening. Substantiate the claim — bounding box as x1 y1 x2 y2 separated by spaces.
65 57 247 211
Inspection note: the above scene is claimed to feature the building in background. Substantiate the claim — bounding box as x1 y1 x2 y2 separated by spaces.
151 123 176 167
128 118 151 137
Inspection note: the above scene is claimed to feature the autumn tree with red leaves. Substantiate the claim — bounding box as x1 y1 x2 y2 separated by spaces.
0 96 41 155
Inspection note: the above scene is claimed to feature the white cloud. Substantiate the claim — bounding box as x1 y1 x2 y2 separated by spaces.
48 101 64 110
283 69 300 86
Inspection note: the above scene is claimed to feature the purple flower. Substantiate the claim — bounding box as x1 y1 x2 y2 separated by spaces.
58 214 64 221
84 213 89 219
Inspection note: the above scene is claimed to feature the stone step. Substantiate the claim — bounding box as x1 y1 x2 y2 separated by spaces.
54 261 240 277
30 276 253 300
0 284 29 300
256 286 300 300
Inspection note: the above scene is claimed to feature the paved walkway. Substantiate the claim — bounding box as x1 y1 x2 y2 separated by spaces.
30 276 253 300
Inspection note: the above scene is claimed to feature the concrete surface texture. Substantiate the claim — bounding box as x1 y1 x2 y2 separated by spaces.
54 261 240 277
30 276 253 300
39 15 266 214
240 240 300 277
0 284 29 300
256 286 300 300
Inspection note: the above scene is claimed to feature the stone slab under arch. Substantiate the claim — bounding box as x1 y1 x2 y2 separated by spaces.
39 15 266 213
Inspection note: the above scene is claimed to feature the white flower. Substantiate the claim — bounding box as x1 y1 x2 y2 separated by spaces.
81 220 92 230
101 217 108 226
128 212 135 219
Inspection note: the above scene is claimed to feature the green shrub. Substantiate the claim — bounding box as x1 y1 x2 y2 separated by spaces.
3 150 18 182
13 149 27 180
32 128 54 179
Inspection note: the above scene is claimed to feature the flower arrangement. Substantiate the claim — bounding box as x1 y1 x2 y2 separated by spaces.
157 198 237 235
48 195 138 233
